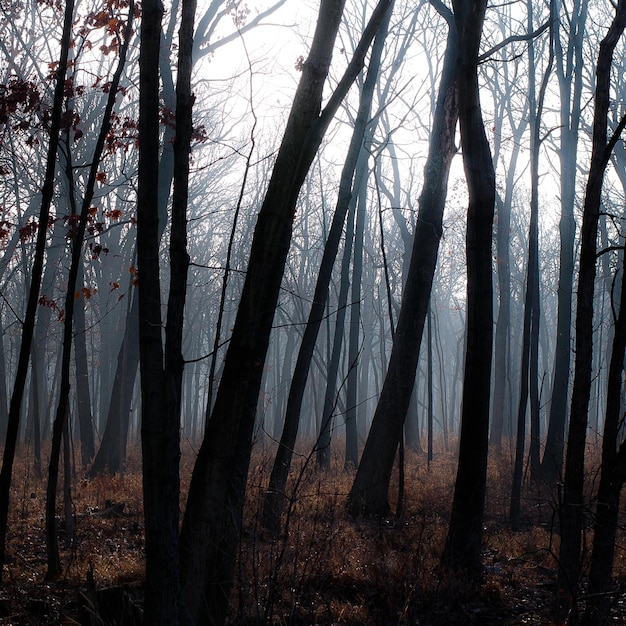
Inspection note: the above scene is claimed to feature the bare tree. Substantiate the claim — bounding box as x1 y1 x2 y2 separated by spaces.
178 2 394 622
347 0 458 516
554 0 626 619
0 0 74 583
441 0 494 580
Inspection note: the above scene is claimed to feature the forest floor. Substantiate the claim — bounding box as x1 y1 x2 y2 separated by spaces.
1 438 625 624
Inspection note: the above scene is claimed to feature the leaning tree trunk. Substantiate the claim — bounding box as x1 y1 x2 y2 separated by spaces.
260 2 392 537
0 0 74 583
554 1 626 620
347 2 458 516
178 2 393 623
441 0 494 581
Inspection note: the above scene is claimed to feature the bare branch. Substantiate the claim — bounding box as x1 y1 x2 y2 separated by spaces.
479 19 550 62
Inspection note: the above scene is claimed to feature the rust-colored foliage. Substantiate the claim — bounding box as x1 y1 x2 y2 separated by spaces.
3 439 625 624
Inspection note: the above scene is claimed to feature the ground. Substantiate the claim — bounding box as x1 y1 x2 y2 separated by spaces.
1 439 624 624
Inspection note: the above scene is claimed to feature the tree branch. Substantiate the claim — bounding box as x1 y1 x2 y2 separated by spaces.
479 19 550 62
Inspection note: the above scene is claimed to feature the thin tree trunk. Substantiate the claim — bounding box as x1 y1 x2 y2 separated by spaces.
554 2 626 619
316 188 358 470
510 0 553 527
45 6 133 579
345 158 369 470
347 2 458 516
541 0 588 484
0 0 74 583
74 262 95 467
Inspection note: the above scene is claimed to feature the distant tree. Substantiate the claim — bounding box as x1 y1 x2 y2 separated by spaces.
441 0 494 580
554 1 626 619
510 0 553 529
541 0 588 484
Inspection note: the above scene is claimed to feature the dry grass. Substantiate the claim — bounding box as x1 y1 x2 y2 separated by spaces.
0 437 624 624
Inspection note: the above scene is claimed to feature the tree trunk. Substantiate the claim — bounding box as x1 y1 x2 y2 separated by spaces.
88 290 138 476
554 2 626 619
139 0 198 621
345 158 369 470
179 2 393 621
583 228 626 624
260 6 391 537
316 188 358 470
347 3 458 516
510 0 552 527
74 264 95 467
0 0 74 583
0 317 8 440
441 0 494 581
541 0 588 484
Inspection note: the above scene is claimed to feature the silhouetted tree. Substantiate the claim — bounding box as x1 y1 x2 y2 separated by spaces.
441 0 494 580
554 1 626 619
347 0 458 516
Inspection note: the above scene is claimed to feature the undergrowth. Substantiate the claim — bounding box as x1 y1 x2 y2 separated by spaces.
0 437 624 624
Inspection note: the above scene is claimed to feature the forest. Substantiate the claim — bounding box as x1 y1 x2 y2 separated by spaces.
1 0 626 623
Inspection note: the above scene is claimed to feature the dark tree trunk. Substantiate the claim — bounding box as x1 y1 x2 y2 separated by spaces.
441 0 494 580
0 0 74 583
179 2 393 622
45 4 133 580
583 231 626 624
261 5 391 536
347 3 458 516
554 2 626 620
139 0 197 621
74 265 95 467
